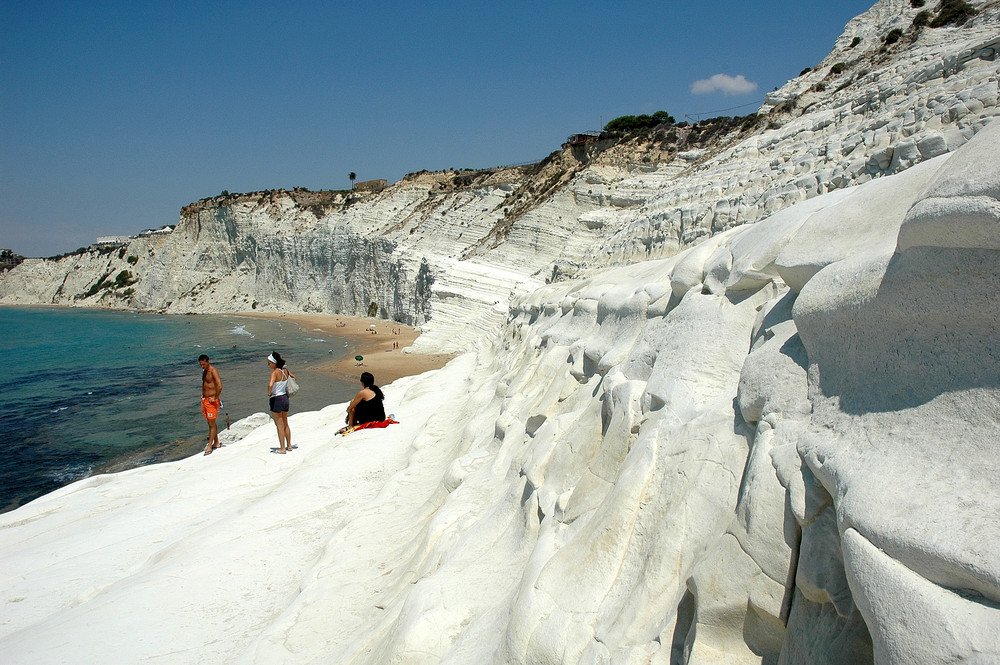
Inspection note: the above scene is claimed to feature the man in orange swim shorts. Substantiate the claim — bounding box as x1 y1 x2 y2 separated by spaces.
198 354 223 455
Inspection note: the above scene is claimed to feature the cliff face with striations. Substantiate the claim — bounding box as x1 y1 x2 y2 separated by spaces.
1 3 1000 664
3 1 998 355
3 121 998 664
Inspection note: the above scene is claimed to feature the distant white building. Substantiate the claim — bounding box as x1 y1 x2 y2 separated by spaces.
94 226 173 248
94 236 130 247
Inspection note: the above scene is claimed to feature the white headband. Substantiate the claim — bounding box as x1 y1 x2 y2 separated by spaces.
267 354 276 363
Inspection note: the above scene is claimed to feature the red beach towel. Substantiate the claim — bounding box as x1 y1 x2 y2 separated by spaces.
338 419 399 435
353 418 398 430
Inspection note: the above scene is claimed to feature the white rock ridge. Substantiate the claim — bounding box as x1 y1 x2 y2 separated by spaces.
2 1 998 356
1 113 998 665
1 2 1000 663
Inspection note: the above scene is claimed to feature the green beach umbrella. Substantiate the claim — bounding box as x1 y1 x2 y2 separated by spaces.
355 355 364 361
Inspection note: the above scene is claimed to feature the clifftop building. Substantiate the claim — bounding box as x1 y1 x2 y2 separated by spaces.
353 179 387 193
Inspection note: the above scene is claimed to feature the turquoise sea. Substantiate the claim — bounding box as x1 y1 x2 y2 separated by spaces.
0 307 358 513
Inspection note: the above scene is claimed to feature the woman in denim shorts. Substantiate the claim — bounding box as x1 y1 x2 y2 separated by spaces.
267 352 296 453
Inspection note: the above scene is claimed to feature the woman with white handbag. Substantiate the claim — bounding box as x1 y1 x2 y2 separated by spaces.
266 352 297 453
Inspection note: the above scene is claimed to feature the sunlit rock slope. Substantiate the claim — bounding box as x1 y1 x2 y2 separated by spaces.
2 1 998 355
2 117 998 665
1 1 1000 663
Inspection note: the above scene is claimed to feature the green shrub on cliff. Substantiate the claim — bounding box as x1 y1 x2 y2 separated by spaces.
914 10 932 26
930 0 976 27
83 272 112 298
113 270 136 289
81 269 138 298
603 111 675 135
884 28 904 44
47 247 89 261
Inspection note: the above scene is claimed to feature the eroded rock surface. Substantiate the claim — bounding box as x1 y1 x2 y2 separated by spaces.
1 2 999 663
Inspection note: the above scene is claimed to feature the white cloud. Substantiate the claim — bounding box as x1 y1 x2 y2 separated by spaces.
691 74 758 96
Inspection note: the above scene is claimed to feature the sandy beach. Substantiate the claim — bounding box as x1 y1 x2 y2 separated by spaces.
236 312 455 385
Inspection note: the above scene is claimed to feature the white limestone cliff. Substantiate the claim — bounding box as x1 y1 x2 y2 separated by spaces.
3 120 997 664
3 1 998 355
2 2 999 663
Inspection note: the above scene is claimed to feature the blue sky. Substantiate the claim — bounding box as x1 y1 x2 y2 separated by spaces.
1 0 876 257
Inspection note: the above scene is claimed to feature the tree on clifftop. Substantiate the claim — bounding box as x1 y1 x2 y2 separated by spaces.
602 110 675 135
349 172 356 189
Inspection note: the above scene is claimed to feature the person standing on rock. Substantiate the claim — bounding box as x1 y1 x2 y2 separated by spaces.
199 354 223 455
267 352 295 453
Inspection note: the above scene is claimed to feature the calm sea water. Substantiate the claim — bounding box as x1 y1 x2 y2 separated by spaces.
0 307 358 513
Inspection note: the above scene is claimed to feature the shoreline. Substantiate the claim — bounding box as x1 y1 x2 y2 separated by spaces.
0 306 455 514
234 311 455 386
0 304 456 387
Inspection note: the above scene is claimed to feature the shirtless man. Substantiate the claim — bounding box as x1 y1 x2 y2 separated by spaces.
198 354 223 455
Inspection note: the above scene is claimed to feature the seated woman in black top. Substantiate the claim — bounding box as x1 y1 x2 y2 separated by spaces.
346 372 386 426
